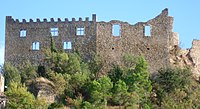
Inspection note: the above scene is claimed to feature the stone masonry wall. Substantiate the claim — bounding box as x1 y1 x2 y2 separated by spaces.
5 15 97 66
96 9 174 73
188 40 200 77
6 8 200 76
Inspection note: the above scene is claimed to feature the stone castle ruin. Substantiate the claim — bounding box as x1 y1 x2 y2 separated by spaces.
5 8 200 77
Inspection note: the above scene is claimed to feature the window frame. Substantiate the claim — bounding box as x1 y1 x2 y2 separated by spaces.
32 42 40 50
63 41 72 50
76 27 85 36
50 28 59 36
112 24 121 37
20 29 27 37
144 25 151 37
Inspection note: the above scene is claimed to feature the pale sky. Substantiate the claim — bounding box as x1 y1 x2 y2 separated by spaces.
0 0 200 64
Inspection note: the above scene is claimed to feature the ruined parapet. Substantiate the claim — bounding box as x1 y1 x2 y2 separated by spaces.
96 8 174 73
169 32 180 65
170 32 179 48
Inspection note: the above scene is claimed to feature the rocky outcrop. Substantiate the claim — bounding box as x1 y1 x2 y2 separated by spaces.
28 77 56 104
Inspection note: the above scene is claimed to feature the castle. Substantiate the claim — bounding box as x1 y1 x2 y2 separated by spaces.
5 8 200 76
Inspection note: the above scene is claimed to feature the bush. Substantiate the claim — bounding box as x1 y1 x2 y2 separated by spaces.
48 103 64 109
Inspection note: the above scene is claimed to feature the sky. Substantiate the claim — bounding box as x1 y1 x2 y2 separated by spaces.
0 0 200 64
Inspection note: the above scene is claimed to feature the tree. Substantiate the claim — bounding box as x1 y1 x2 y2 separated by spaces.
112 80 139 108
5 82 35 109
34 99 49 109
108 55 152 108
50 36 58 53
159 82 200 109
152 67 193 107
88 55 103 79
4 63 21 86
64 53 81 74
37 65 46 77
47 70 66 95
161 89 191 109
48 102 64 109
20 61 38 84
108 65 124 83
5 82 48 109
154 68 192 93
124 56 152 108
88 76 113 108
188 83 200 108
44 49 69 74
122 53 137 68
64 71 90 99
130 57 151 92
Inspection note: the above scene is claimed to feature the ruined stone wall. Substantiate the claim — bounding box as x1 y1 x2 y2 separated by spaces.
169 39 200 78
5 15 97 66
188 40 200 77
96 9 174 73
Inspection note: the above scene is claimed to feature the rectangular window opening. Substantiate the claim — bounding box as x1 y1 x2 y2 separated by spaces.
20 30 26 37
51 28 58 36
145 26 151 36
64 41 72 50
32 42 40 50
76 27 84 36
112 24 120 36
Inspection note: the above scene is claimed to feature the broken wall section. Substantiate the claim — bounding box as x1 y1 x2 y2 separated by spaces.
170 38 200 78
189 40 200 77
96 8 174 73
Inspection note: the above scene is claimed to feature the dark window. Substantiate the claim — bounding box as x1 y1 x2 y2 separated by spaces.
51 28 58 36
112 24 120 36
76 27 84 36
